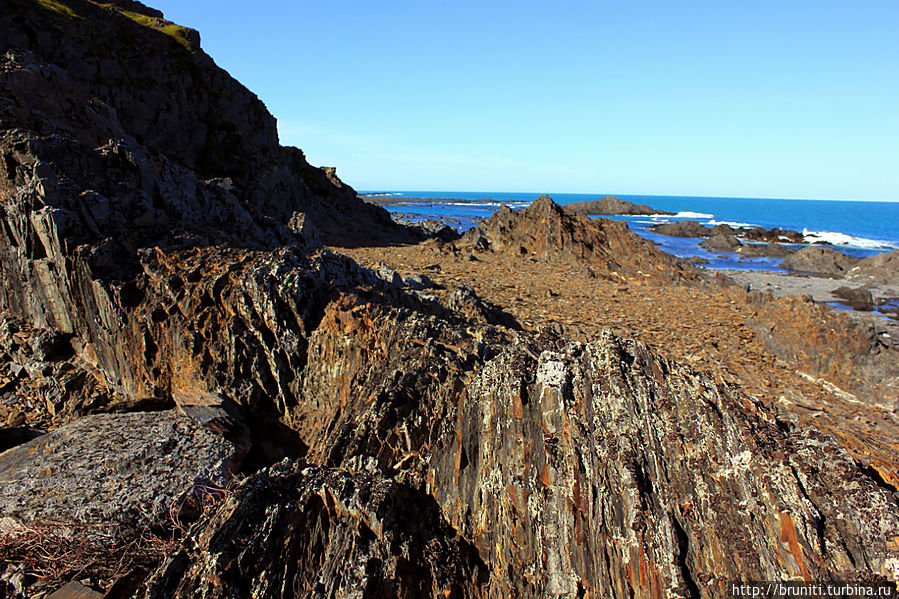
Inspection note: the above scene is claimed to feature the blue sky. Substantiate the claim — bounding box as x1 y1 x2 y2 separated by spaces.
150 1 898 201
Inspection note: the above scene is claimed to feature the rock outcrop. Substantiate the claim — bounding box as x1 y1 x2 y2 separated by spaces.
462 196 699 282
138 331 899 597
2 1 899 597
699 232 741 252
0 0 413 249
781 247 862 277
847 249 899 286
649 220 710 238
563 195 673 216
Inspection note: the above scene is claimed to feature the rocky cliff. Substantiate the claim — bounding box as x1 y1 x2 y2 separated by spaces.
1 2 898 598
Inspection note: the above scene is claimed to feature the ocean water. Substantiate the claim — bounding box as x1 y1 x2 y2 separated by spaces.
364 191 899 273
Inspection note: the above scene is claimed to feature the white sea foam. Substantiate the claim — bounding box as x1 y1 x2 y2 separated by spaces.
673 211 714 219
445 201 502 207
708 219 758 229
802 229 899 250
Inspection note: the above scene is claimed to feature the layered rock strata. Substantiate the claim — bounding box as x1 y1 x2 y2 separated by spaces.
0 1 898 597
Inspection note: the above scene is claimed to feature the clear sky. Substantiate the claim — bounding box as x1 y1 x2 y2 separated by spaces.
149 1 898 201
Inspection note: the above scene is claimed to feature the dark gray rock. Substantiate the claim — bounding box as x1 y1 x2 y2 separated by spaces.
833 286 875 311
738 241 795 258
781 246 862 277
137 464 485 598
0 410 242 538
700 232 741 251
138 332 899 597
563 196 673 216
649 220 710 238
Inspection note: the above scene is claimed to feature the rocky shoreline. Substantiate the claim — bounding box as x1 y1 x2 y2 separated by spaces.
1 1 899 598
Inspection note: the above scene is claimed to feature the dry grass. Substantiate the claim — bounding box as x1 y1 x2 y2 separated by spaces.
0 483 231 588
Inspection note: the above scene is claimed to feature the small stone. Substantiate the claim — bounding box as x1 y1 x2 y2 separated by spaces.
46 580 104 599
6 410 25 427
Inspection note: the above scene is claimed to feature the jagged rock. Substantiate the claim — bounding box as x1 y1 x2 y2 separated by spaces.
137 464 485 598
403 273 435 290
139 331 899 597
737 241 794 258
563 196 673 216
411 218 461 242
747 295 899 406
0 2 415 253
2 1 899 595
461 196 698 282
780 246 862 277
444 285 519 329
743 226 804 243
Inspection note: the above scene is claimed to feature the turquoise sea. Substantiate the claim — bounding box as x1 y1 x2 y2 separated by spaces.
364 191 899 273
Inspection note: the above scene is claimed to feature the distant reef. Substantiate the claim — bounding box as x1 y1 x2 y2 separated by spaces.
562 195 674 216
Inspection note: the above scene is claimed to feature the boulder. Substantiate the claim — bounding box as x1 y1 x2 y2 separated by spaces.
648 220 711 238
738 241 795 258
780 246 862 277
847 249 899 286
700 232 741 252
833 286 875 311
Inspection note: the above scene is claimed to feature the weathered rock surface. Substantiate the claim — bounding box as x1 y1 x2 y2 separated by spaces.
462 196 699 282
737 241 794 258
563 195 673 216
747 294 899 406
781 246 862 277
649 220 710 238
699 232 741 252
847 249 899 286
743 226 804 244
139 331 899 597
137 463 485 598
0 410 241 536
650 222 803 255
0 1 414 250
2 1 899 596
833 286 876 311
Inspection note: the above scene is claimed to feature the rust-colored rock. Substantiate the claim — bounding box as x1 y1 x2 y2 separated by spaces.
1 1 898 597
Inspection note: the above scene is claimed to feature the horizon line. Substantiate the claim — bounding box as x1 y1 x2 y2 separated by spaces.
357 189 899 204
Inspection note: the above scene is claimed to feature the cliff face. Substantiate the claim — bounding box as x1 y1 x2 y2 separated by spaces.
1 2 898 597
0 0 410 250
